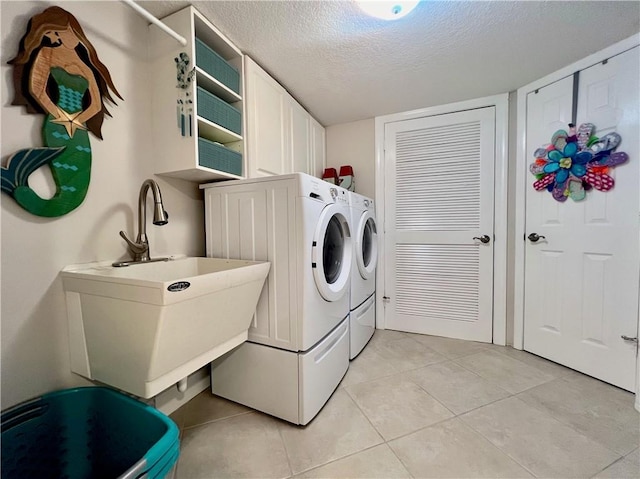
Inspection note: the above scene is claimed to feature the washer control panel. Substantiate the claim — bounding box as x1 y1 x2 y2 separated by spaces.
331 187 349 205
351 193 375 211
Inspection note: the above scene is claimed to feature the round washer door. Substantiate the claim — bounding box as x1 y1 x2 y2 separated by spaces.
356 210 378 280
312 204 352 302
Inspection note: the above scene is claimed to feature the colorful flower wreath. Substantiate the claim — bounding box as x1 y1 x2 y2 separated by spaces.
530 123 628 202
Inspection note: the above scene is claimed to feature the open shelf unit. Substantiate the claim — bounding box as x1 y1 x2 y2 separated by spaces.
149 6 245 181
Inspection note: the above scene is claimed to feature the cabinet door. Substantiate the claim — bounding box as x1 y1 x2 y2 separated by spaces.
245 57 287 177
310 118 326 178
289 100 310 173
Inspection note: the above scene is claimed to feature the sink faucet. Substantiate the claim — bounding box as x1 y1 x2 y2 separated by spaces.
114 179 169 266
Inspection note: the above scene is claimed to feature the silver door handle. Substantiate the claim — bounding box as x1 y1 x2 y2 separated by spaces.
528 233 546 242
621 335 638 343
473 235 491 244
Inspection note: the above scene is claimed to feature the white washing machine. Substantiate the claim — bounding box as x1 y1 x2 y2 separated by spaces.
349 192 378 359
201 173 352 425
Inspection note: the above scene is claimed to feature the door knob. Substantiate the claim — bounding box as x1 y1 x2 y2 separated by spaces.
528 233 546 242
473 235 491 244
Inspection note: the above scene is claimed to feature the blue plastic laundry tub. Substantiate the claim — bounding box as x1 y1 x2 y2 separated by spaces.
1 387 179 479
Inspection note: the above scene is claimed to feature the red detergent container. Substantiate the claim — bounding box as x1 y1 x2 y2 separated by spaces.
339 165 355 191
321 167 340 185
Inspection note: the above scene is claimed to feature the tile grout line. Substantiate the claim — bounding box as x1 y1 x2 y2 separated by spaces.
408 375 516 419
345 376 439 479
346 339 532 444
288 442 414 479
280 388 392 477
449 352 522 392
450 351 561 394
384 442 417 479
384 415 460 445
274 417 295 479
341 385 387 443
398 369 460 418
181 409 255 431
480 346 571 380
455 397 544 478
341 370 428 479
371 352 465 440
458 396 622 478
342 351 462 479
513 385 633 458
588 455 634 479
371 333 451 365
403 358 514 413
279 390 385 477
456 410 541 479
343 362 458 439
343 339 454 389
493 346 580 377
338 364 401 390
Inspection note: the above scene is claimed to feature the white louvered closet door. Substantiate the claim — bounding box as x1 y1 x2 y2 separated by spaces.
384 107 495 342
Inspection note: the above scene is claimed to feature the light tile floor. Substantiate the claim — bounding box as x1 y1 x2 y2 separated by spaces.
169 330 640 479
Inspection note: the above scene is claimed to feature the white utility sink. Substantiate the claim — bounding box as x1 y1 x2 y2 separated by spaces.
61 256 270 398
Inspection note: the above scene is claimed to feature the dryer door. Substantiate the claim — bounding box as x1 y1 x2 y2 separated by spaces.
356 209 378 280
312 204 352 301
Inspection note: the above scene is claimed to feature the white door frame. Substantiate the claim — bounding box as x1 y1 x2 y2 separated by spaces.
375 94 509 346
513 34 640 408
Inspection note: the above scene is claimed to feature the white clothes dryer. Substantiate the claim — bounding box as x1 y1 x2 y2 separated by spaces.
202 173 353 425
349 192 378 359
350 193 378 308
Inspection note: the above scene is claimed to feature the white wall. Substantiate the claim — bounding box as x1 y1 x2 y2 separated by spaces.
326 119 375 199
1 1 205 409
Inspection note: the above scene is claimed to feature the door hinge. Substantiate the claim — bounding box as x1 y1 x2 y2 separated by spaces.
382 296 390 303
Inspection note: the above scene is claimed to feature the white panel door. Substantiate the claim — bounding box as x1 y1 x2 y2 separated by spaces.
310 117 326 178
289 100 310 174
524 47 639 391
384 108 495 342
245 57 287 177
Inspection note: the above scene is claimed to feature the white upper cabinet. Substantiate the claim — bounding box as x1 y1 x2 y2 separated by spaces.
289 101 311 174
245 57 288 176
244 56 325 178
149 6 245 181
310 117 326 178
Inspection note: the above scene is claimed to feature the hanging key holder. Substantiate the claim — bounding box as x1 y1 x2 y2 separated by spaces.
175 52 195 137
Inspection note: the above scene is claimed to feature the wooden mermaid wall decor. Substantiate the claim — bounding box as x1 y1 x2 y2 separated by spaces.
1 6 122 217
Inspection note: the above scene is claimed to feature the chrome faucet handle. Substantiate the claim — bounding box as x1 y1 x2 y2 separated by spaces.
119 230 148 257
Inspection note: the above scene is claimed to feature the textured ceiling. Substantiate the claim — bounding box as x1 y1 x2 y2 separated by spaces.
137 1 640 126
